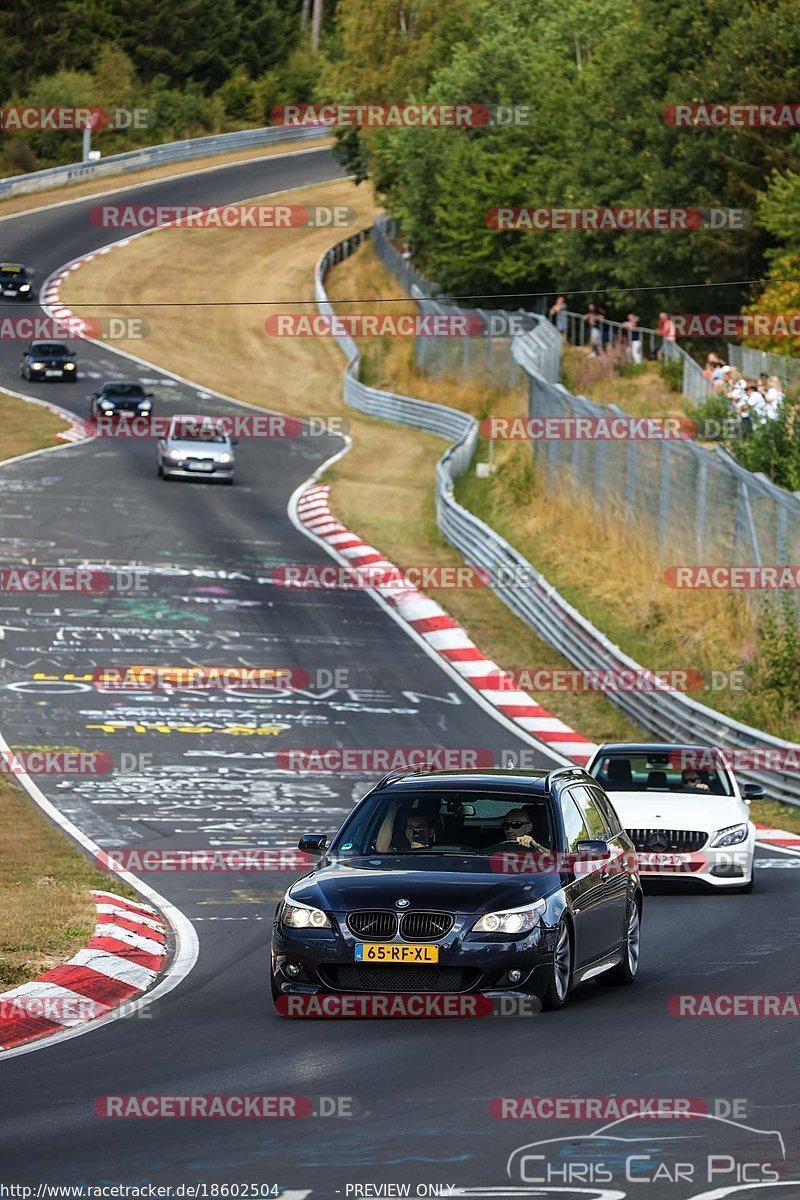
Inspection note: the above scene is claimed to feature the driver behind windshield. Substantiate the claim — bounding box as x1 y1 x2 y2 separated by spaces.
491 807 549 853
403 814 435 849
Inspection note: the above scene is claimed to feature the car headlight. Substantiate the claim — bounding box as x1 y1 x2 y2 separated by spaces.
282 897 331 930
166 450 183 460
31 361 44 369
217 452 232 464
19 284 30 292
472 898 546 935
64 362 75 370
100 400 115 409
710 823 749 848
138 400 152 409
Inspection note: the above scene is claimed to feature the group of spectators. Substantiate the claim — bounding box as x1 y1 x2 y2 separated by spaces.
704 351 785 435
548 297 644 363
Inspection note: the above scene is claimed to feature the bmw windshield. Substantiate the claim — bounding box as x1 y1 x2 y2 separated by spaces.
329 789 558 858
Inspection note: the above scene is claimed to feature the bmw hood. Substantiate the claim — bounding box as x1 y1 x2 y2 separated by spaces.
288 856 561 913
607 791 750 833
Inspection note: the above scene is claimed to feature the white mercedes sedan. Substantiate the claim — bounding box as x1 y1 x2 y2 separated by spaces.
586 742 762 891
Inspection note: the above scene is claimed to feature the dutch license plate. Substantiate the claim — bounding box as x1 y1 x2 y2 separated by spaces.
355 943 439 964
44 369 62 377
189 461 213 471
3 289 14 296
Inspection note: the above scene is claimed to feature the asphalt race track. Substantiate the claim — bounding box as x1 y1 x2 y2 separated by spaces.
1 144 799 1200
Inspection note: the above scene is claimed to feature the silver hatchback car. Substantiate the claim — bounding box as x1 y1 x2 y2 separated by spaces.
157 417 235 485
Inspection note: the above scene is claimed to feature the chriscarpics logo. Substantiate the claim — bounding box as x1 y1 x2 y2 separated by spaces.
505 1111 792 1197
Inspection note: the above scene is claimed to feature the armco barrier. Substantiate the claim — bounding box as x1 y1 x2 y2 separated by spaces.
317 227 800 806
0 124 326 199
727 342 800 392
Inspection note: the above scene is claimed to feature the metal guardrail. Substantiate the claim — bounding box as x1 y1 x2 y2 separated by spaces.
372 215 711 404
727 343 800 392
0 124 326 198
316 228 800 805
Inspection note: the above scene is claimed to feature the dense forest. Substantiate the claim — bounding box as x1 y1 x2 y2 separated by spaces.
3 0 800 336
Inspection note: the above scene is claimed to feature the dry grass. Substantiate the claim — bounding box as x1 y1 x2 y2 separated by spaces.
0 390 69 459
562 345 688 418
0 136 333 219
0 777 138 988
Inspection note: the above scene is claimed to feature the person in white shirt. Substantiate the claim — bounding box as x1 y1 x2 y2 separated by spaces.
765 375 785 417
747 383 767 426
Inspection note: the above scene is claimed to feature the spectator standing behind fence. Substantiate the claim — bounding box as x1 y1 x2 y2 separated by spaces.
656 312 676 361
622 312 643 364
550 295 568 340
765 375 785 416
585 302 602 356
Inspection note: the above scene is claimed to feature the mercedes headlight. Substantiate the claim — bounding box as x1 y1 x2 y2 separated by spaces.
138 400 152 409
282 897 331 930
472 898 546 935
19 284 30 292
100 400 115 409
710 823 749 848
217 452 232 464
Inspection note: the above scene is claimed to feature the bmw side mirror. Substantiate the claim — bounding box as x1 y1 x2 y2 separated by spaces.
298 833 328 855
575 839 611 860
742 782 765 801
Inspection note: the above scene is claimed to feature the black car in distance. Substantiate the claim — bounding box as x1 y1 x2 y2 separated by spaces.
0 262 34 300
89 381 154 420
272 767 643 1014
19 340 77 382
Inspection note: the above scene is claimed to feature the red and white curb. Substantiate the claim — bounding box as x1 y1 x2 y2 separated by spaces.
754 824 800 854
0 890 169 1050
295 483 598 765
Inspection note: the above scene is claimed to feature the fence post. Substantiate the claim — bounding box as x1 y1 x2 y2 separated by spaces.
595 438 606 507
696 456 708 559
626 439 638 509
658 443 671 555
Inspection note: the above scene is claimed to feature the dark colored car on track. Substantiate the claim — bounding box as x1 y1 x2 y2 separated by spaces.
19 340 77 382
89 381 154 420
271 767 642 1012
0 262 34 300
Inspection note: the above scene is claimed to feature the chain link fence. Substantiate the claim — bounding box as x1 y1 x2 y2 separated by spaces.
372 216 711 403
526 371 800 565
727 343 800 392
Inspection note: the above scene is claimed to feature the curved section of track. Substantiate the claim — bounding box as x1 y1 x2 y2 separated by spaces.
0 146 798 1200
